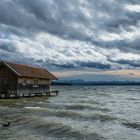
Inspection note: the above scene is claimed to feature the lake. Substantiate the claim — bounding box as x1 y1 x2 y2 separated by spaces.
0 86 140 140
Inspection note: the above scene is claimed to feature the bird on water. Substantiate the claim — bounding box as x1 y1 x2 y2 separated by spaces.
2 122 10 127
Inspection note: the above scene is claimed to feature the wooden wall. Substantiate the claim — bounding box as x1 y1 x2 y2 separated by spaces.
0 64 18 94
18 77 50 85
17 77 51 95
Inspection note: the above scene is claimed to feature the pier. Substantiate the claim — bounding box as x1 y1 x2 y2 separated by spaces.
0 90 59 99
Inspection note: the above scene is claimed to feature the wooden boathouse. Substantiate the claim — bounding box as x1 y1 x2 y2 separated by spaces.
0 61 58 98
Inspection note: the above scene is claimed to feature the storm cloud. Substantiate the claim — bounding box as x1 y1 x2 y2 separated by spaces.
0 0 140 71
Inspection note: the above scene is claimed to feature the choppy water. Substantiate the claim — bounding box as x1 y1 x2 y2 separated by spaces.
0 86 140 140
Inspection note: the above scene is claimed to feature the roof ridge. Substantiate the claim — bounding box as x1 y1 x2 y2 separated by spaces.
3 60 44 70
2 61 20 76
43 68 58 80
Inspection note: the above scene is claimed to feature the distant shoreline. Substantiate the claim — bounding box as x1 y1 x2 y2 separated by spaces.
51 81 140 86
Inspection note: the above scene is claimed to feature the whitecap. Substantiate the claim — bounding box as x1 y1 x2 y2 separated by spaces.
24 106 47 111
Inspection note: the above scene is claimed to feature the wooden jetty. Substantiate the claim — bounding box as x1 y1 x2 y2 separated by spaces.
0 61 58 99
0 90 59 99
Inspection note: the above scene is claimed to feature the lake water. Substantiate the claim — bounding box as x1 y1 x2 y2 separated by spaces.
0 86 140 140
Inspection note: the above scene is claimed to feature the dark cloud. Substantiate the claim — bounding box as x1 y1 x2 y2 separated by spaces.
113 60 140 68
52 61 111 69
77 61 111 69
0 0 140 70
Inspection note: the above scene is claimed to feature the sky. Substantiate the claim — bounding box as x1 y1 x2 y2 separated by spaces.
0 0 140 81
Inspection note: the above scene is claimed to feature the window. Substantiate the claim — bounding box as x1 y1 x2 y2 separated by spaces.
33 80 38 87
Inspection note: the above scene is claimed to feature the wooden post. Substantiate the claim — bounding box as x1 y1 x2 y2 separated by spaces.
15 94 19 98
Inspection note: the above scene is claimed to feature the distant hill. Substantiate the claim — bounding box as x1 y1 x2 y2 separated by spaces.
51 80 140 85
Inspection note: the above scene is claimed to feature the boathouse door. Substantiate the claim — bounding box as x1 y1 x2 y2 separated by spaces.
0 78 8 92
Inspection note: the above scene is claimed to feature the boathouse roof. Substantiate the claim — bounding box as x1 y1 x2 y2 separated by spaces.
0 61 57 80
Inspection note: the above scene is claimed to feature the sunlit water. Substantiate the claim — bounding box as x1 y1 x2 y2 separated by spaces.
0 86 140 140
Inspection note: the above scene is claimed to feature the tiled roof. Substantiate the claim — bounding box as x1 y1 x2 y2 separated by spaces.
2 61 57 80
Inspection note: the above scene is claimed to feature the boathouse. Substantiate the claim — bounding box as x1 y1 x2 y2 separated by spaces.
0 61 57 98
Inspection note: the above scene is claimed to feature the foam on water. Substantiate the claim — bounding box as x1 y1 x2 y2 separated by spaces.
24 106 47 110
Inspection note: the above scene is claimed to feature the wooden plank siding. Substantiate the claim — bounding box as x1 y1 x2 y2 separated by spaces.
17 77 50 95
0 64 18 96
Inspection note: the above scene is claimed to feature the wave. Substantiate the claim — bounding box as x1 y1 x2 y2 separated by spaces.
53 110 82 118
94 93 112 97
65 104 110 112
126 98 140 101
87 113 117 122
48 109 116 123
122 121 140 131
24 106 47 111
65 104 93 110
32 120 105 140
127 89 140 92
